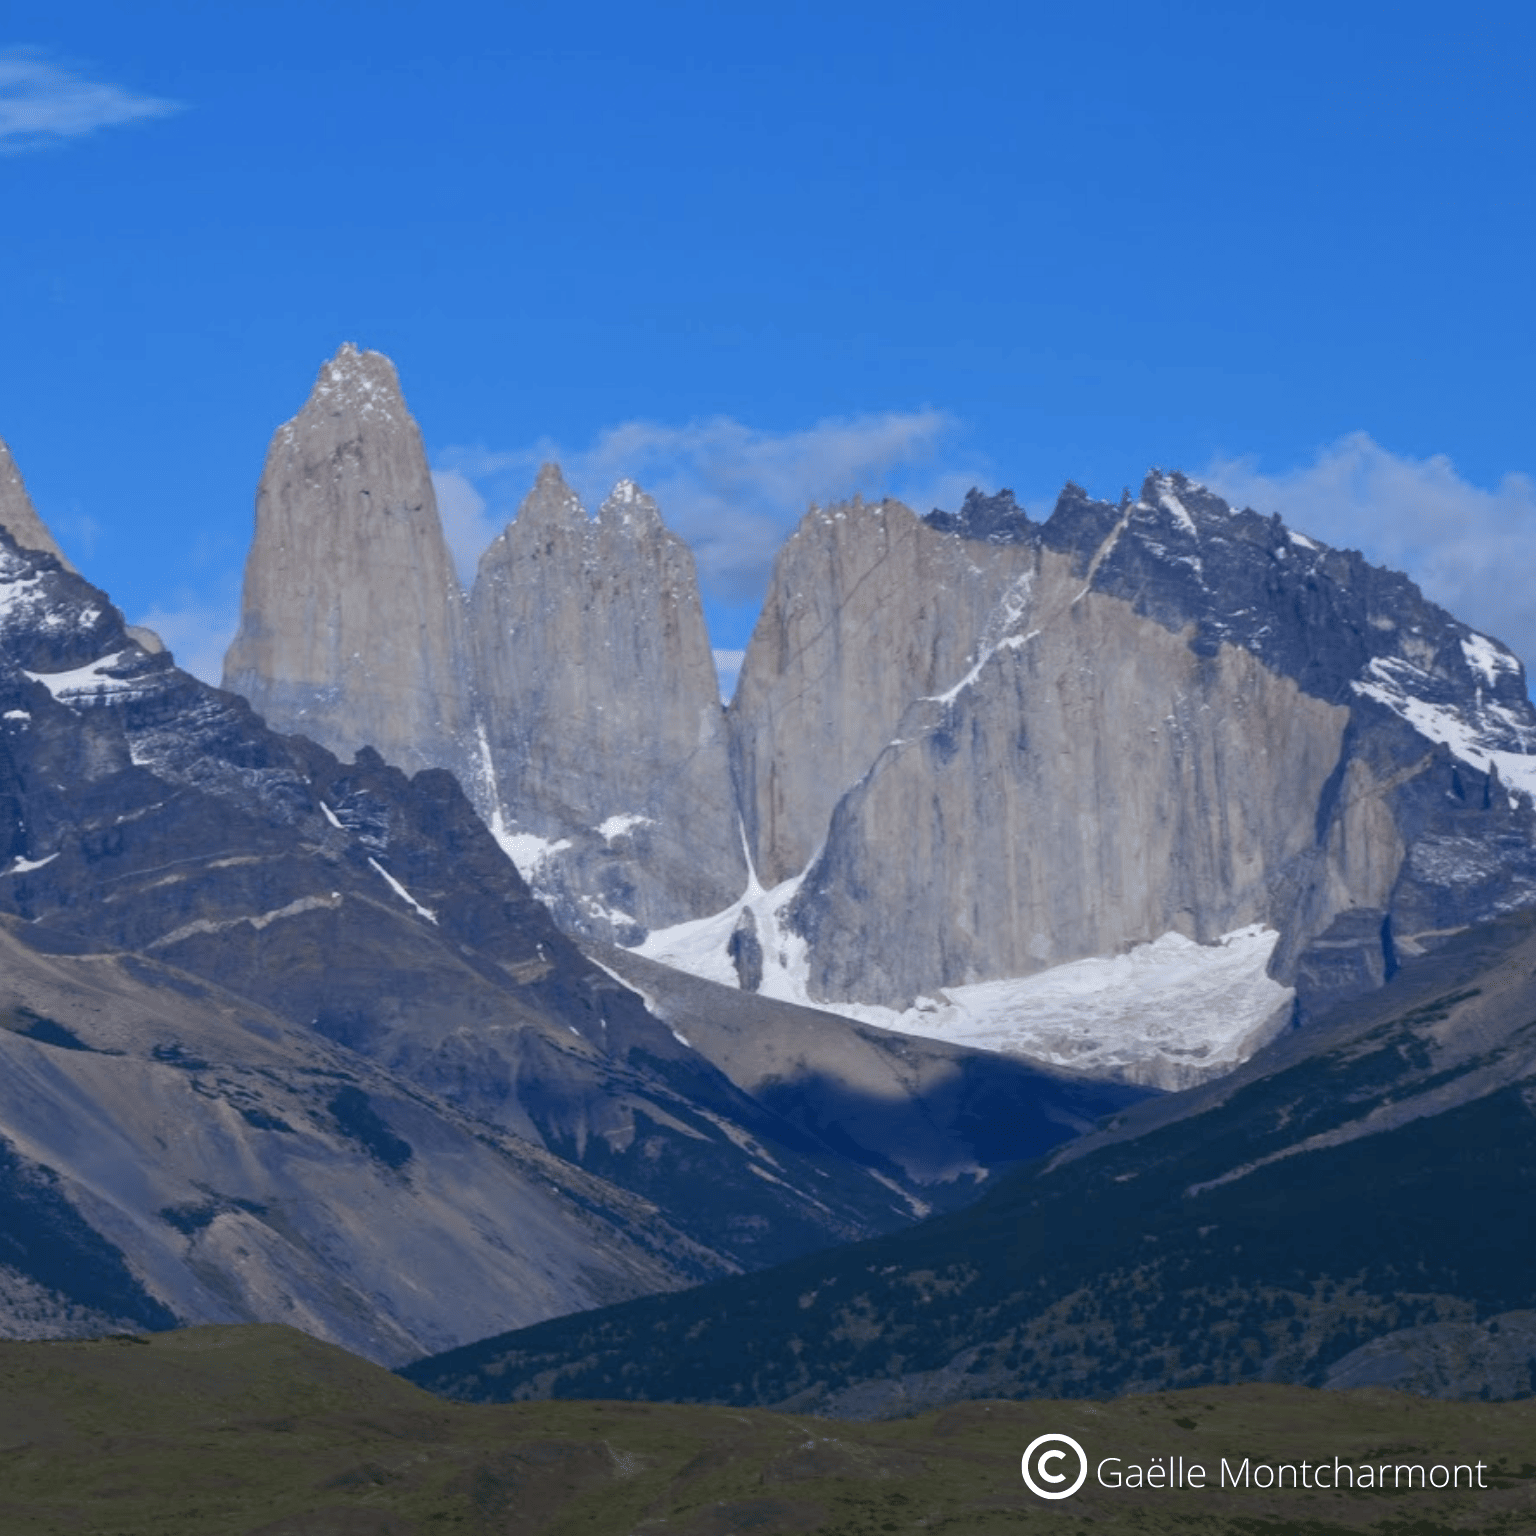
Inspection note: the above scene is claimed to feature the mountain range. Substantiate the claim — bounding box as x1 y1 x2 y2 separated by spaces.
0 441 1133 1363
226 344 1536 1090
2 341 1535 1420
403 905 1536 1412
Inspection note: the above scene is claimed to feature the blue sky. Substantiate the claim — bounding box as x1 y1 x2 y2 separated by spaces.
2 1 1533 689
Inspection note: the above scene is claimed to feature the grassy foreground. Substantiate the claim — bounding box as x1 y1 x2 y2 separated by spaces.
0 1325 1530 1534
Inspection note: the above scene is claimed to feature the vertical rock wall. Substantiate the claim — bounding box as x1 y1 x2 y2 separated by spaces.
470 468 745 934
218 351 1536 1046
789 560 1350 1005
223 344 472 779
728 497 1032 887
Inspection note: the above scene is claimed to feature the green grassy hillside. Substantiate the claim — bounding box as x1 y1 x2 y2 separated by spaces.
0 1324 1532 1533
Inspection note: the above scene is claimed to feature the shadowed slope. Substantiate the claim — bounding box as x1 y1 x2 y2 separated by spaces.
403 913 1536 1411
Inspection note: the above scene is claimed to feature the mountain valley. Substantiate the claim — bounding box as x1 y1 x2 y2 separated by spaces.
0 456 1133 1363
404 908 1536 1412
0 338 1533 1458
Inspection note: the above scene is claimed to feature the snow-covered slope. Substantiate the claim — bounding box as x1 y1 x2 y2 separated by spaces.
638 877 1289 1089
727 472 1536 1038
215 345 1536 1088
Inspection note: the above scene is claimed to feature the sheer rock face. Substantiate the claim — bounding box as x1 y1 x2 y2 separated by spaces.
222 344 471 780
739 476 1536 1020
0 500 1018 1357
217 347 1536 1045
470 468 745 936
728 496 1034 888
792 566 1350 1004
0 436 74 572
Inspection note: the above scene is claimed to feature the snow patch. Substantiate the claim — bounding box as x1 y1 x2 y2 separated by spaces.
1354 656 1536 799
4 853 57 876
598 813 653 841
25 651 153 705
636 878 1290 1089
636 865 812 1005
1157 487 1196 535
1461 632 1520 688
856 926 1291 1089
924 571 1037 706
495 829 573 879
366 858 438 924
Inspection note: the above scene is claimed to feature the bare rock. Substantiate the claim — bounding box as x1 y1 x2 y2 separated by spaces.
0 435 75 572
470 467 745 937
222 344 471 779
729 496 1033 887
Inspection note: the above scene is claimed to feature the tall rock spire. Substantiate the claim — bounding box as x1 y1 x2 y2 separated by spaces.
222 343 470 777
0 434 76 572
470 467 745 937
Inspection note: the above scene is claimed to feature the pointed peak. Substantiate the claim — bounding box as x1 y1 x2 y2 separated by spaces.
515 462 588 533
0 435 76 573
1138 468 1227 536
925 486 1031 544
292 343 409 431
597 478 664 534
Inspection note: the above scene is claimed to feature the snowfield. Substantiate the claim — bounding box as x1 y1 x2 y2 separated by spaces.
636 874 1292 1091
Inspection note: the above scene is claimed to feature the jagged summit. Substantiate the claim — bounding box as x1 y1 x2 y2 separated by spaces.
470 463 745 936
598 477 665 534
924 485 1032 543
689 468 1536 1086
217 348 1536 1090
316 339 401 403
493 461 587 543
222 343 470 779
0 435 75 574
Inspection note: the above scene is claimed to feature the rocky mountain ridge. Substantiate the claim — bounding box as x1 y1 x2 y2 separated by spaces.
0 437 1131 1360
402 907 1536 1410
224 345 1536 1089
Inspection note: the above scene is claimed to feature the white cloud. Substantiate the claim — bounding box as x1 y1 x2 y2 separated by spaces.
1203 432 1536 673
430 468 499 587
136 593 238 687
0 49 181 152
437 408 991 606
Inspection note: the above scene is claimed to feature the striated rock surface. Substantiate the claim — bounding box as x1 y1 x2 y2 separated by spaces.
470 466 744 938
729 495 1033 888
216 348 1536 1086
222 343 471 779
774 474 1536 1024
0 474 1074 1356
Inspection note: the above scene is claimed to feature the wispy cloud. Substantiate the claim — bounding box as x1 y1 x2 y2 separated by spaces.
430 468 499 587
136 586 239 687
1203 432 1536 672
0 48 181 153
438 409 991 605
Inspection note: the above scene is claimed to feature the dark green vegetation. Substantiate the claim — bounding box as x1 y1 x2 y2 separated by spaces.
403 913 1536 1414
0 1325 1532 1534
